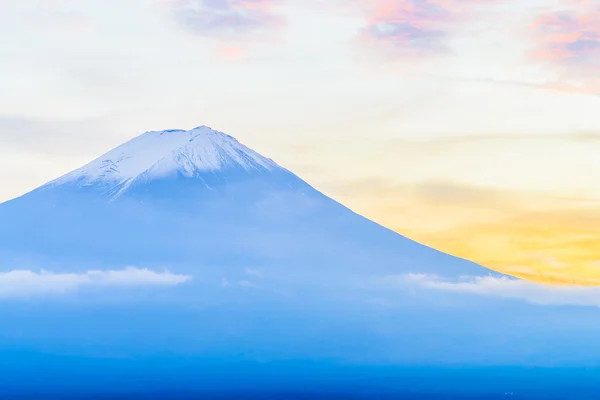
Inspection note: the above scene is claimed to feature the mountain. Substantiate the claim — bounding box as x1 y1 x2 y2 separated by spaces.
3 126 600 398
0 125 489 278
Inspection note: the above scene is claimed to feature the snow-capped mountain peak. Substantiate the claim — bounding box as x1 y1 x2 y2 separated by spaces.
50 126 280 190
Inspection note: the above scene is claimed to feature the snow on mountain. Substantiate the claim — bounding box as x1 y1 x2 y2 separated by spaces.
48 126 280 196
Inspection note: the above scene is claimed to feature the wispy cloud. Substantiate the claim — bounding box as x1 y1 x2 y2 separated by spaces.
356 0 451 58
244 267 263 277
0 0 94 34
529 1 600 93
166 0 284 41
400 273 600 307
221 278 259 288
353 0 495 58
531 6 600 65
0 267 191 299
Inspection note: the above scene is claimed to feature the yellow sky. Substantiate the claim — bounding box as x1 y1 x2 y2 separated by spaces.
277 133 600 286
358 193 600 286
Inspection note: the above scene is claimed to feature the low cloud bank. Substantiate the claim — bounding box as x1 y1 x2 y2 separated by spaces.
401 273 600 307
0 267 191 298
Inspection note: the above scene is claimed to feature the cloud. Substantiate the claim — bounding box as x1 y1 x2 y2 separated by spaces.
403 181 512 207
401 273 600 307
85 268 191 286
221 278 259 288
0 115 120 155
0 267 191 299
356 0 451 57
531 7 600 65
166 0 284 41
382 132 600 147
353 0 495 58
330 179 520 211
0 0 94 34
244 268 262 277
529 2 600 93
0 115 127 203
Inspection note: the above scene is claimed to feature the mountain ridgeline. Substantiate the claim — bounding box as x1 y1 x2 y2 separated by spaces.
0 126 487 277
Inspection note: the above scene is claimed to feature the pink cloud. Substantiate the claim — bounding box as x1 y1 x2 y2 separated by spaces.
529 2 600 93
358 0 450 56
354 0 496 58
531 8 600 63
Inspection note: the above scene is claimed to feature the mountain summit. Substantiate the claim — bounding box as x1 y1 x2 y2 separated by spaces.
47 126 281 199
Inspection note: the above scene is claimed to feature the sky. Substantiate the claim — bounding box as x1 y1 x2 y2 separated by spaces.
1 0 600 285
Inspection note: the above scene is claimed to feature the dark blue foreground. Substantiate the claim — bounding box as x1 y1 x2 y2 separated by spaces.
1 352 598 399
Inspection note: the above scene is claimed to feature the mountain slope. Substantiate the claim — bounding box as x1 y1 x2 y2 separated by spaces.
0 126 490 279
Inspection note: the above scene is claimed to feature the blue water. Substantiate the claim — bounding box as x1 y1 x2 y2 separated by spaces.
1 352 598 399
